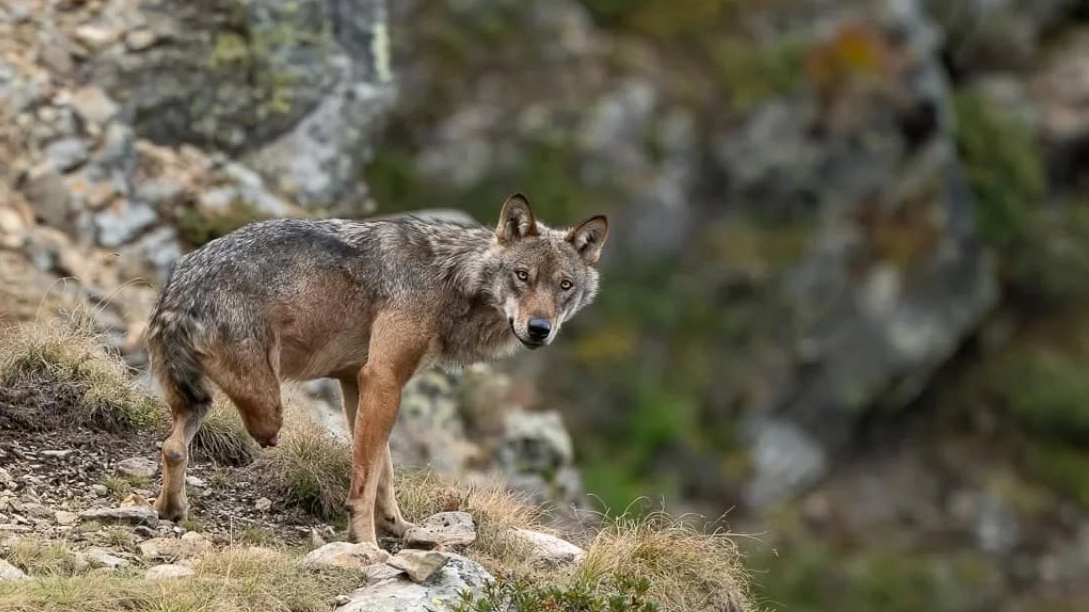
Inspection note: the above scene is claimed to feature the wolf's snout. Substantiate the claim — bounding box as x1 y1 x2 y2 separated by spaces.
527 318 552 341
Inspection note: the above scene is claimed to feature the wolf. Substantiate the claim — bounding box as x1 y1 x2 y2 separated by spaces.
143 193 609 548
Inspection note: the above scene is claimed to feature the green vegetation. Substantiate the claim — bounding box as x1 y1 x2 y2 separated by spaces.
175 199 267 247
0 315 163 433
454 574 659 612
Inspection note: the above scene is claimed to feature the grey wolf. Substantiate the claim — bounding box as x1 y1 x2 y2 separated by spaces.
143 193 609 547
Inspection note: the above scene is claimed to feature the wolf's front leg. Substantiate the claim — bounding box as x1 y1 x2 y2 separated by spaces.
375 442 414 537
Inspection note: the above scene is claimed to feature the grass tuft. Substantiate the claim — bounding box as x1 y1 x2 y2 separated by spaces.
0 314 164 433
572 508 752 612
254 411 353 521
192 394 259 467
0 546 360 612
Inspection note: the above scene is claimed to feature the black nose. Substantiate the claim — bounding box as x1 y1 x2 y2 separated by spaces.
527 318 551 341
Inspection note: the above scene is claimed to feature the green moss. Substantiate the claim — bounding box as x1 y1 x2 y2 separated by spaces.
707 34 807 112
1020 440 1089 508
952 89 1045 250
175 200 266 247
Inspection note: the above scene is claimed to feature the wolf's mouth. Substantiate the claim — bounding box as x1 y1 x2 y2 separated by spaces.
509 319 546 349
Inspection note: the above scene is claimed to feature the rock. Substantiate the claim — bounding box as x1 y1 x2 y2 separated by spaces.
184 476 206 488
124 30 157 51
73 25 119 51
403 512 476 550
138 533 213 562
54 510 80 526
301 542 389 572
67 86 120 126
116 457 158 479
90 484 108 496
338 553 494 612
0 468 11 487
0 559 28 581
333 594 352 606
386 550 449 583
94 201 158 248
254 497 272 512
145 564 195 580
21 502 53 519
40 449 74 459
84 547 129 569
21 164 72 227
80 506 158 528
43 137 90 172
508 528 586 567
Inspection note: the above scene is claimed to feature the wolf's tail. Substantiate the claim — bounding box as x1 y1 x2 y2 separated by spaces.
145 310 212 411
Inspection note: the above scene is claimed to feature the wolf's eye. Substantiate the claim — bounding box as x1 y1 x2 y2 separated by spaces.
560 280 573 291
515 270 529 281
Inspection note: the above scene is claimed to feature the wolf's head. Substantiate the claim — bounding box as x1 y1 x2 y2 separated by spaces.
489 193 609 350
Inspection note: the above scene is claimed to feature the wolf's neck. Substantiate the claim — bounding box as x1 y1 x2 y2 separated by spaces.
426 225 503 299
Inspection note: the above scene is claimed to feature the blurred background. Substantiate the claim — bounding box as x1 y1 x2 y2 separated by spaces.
4 0 1089 610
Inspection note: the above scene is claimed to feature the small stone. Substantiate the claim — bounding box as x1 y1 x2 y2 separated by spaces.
44 138 90 172
386 549 450 583
85 547 128 569
73 25 119 50
94 201 157 248
185 476 206 488
68 86 119 125
145 564 195 580
40 449 74 459
134 526 156 538
0 468 11 487
120 493 150 508
301 542 389 572
508 528 586 567
21 164 71 227
255 497 272 512
21 502 53 519
116 457 158 479
124 29 157 50
80 506 158 528
90 484 108 496
403 511 476 550
333 594 351 606
55 511 79 526
0 559 28 581
139 533 212 562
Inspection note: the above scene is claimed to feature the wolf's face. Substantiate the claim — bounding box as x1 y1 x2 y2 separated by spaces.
489 193 609 350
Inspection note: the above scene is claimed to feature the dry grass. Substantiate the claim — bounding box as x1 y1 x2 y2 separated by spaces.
253 394 353 520
192 393 259 467
0 313 164 432
570 509 754 612
2 538 84 578
0 546 361 612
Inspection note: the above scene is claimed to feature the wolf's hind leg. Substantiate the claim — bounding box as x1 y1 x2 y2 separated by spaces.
155 393 210 523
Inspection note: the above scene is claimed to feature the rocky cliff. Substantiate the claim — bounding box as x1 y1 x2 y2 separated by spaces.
5 0 1089 610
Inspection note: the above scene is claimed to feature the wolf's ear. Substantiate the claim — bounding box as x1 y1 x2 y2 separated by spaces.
496 193 539 245
566 215 609 265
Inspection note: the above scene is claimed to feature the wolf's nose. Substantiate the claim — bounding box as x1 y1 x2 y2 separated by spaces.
527 318 551 341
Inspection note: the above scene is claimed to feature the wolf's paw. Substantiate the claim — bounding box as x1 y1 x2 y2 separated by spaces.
378 515 414 539
153 493 188 523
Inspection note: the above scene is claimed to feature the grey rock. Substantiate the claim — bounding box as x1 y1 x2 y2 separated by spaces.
94 200 157 248
67 86 120 126
508 528 586 568
145 564 195 580
54 510 80 526
403 512 476 550
80 506 159 528
21 163 72 227
43 135 90 168
301 542 388 572
0 559 28 581
139 533 213 562
385 549 449 583
339 553 494 612
85 547 129 569
116 457 159 479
